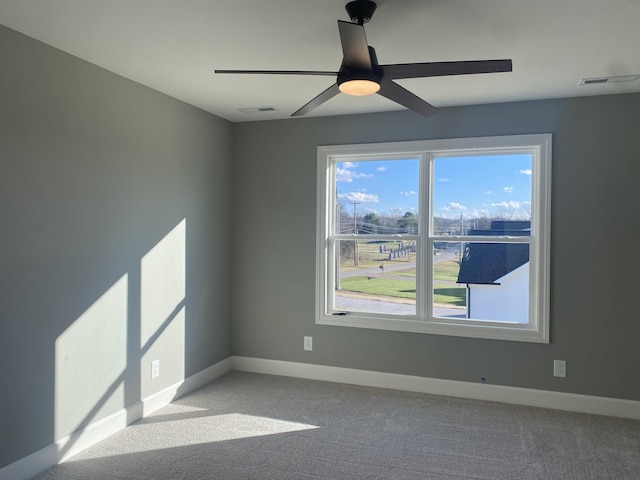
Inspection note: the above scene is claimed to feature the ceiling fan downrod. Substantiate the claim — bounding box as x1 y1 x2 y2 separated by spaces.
345 0 377 25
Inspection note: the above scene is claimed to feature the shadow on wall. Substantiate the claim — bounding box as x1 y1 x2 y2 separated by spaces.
53 219 186 461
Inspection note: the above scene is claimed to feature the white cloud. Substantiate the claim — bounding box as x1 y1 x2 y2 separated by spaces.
469 208 490 218
483 191 492 195
336 163 374 183
520 169 532 175
376 166 387 172
400 190 416 196
503 186 514 193
389 206 404 215
441 202 467 211
491 201 521 209
335 168 355 182
338 192 379 203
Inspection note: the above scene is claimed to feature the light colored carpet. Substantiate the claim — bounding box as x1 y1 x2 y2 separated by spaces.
34 371 640 479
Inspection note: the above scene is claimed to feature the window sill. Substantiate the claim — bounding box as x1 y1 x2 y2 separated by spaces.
316 312 549 343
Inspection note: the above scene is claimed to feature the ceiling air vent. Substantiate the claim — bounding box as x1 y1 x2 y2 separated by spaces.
237 106 279 114
579 74 640 86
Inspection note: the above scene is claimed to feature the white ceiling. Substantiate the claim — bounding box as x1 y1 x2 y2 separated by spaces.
2 0 639 122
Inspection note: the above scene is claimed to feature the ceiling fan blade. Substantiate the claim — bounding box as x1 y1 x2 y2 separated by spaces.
291 83 341 117
215 69 337 76
378 80 439 116
337 20 372 70
381 59 512 80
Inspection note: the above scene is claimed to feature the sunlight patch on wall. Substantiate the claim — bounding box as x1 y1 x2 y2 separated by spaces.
55 274 128 440
140 219 186 396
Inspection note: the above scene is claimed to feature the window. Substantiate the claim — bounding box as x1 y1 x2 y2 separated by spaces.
316 134 551 342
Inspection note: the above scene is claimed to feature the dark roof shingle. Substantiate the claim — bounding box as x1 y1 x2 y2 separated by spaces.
456 220 531 284
456 243 529 284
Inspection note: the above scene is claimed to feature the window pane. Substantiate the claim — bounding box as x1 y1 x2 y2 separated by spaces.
432 155 532 237
436 241 530 323
334 239 416 316
336 159 419 235
432 242 467 318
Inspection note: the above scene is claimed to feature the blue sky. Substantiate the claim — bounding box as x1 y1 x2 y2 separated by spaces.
336 154 532 219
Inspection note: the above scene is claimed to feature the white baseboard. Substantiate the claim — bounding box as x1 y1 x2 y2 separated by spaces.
5 355 637 480
141 357 233 417
0 357 233 480
231 356 640 420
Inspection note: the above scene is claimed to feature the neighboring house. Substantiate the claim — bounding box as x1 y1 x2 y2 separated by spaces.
456 222 530 323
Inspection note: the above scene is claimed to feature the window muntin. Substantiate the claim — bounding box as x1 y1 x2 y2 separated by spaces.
317 135 551 343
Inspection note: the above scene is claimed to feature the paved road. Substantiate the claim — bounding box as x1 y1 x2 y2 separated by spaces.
335 295 466 318
434 244 462 264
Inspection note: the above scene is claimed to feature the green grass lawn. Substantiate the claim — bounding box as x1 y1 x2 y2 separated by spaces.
434 261 462 282
338 244 466 306
340 276 416 299
339 274 466 306
433 285 466 306
365 260 461 281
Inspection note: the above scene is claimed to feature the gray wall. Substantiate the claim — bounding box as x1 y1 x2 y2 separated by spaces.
3 19 640 472
0 26 232 467
232 93 640 402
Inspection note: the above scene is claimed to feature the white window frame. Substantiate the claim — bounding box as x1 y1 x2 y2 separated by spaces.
316 134 551 343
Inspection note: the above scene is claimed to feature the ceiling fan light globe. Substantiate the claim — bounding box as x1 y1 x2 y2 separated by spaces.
339 79 380 96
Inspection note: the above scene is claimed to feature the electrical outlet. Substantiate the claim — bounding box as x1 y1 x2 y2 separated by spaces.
553 360 566 378
304 336 313 351
151 359 160 379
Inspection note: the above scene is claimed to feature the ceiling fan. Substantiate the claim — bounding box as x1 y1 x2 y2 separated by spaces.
215 0 512 117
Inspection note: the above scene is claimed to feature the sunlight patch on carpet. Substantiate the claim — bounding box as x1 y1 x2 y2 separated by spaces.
73 413 320 459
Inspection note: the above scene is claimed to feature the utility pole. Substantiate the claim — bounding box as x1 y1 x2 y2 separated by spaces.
351 201 360 266
459 213 464 262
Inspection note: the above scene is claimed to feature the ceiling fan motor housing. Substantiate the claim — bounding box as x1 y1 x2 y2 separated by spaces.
338 45 382 93
345 0 377 25
337 68 382 86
